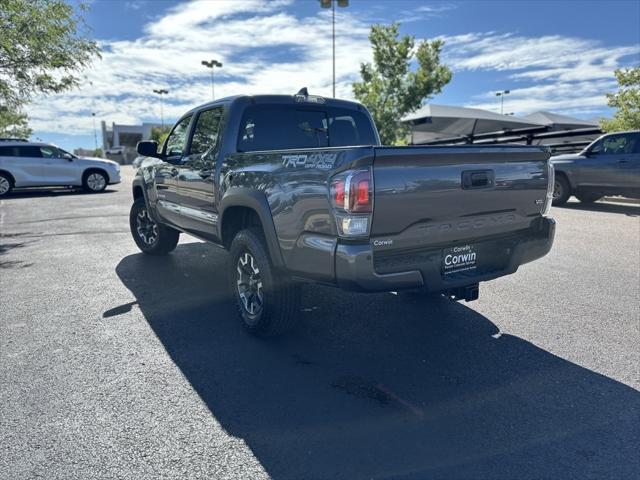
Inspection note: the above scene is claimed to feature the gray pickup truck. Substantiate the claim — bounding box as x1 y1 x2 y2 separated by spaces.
130 90 555 336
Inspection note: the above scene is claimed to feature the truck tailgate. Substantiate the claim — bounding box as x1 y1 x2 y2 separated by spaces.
371 146 550 252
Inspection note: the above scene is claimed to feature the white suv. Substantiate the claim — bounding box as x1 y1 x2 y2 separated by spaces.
0 139 121 197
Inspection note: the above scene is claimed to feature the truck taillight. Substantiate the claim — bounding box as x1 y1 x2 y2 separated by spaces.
330 168 373 237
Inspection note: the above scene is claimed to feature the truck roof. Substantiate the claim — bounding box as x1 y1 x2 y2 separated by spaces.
184 92 366 116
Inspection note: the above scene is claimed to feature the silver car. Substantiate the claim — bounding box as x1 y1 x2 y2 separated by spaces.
0 140 121 197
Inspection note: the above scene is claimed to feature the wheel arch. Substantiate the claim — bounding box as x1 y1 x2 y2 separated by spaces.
0 169 16 186
219 189 284 268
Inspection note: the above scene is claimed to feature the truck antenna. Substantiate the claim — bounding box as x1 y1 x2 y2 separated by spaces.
296 87 309 96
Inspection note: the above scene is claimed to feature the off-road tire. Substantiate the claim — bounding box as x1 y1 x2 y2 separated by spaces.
552 174 571 206
129 197 180 255
229 228 300 337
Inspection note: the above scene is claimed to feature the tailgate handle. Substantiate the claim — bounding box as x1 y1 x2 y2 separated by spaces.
462 170 494 189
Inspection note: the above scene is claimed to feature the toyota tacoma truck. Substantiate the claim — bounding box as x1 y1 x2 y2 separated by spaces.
130 90 555 336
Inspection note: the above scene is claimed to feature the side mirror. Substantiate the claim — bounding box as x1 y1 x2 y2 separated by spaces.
137 141 161 158
63 153 74 161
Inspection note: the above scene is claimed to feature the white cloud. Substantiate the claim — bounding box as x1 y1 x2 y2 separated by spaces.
440 31 639 116
26 0 372 135
25 2 639 137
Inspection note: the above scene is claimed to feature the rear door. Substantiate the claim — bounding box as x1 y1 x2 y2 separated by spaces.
155 114 193 226
11 146 47 186
38 146 78 184
174 107 224 238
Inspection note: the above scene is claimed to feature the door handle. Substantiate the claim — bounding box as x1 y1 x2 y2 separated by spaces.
199 169 212 179
170 168 179 177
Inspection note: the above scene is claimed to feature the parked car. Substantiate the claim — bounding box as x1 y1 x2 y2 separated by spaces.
130 90 555 336
0 139 121 197
551 130 640 205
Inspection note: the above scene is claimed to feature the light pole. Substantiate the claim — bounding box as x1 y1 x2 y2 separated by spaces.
495 90 510 115
320 0 349 98
201 59 223 101
153 89 169 128
91 112 98 152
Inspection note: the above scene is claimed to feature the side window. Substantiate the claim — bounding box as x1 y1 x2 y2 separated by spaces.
624 133 640 154
164 115 192 157
600 135 627 155
15 146 43 158
39 146 63 158
190 108 223 156
0 146 18 157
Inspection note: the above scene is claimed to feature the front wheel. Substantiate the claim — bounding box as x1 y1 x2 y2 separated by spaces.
229 228 300 336
552 175 571 206
83 170 108 193
129 197 180 255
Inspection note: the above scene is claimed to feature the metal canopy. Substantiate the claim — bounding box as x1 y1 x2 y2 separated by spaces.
521 111 598 131
402 104 544 144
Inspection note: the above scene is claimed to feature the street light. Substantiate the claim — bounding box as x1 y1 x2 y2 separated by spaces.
91 112 98 152
201 59 223 101
152 88 169 128
319 0 349 98
495 90 510 115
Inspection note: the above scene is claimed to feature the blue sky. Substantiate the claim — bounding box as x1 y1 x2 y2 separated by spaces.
27 0 640 151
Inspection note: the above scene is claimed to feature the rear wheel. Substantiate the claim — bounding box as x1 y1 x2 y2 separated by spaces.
552 175 571 206
0 173 13 197
83 170 108 193
229 228 300 336
575 192 603 203
129 197 179 255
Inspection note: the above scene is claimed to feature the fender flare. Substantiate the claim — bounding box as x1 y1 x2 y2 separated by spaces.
131 175 162 223
218 188 285 268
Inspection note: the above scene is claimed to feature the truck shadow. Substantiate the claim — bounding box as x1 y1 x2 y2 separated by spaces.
3 188 117 199
114 242 639 480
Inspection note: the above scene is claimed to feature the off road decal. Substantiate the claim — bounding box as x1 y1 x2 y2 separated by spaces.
282 153 337 170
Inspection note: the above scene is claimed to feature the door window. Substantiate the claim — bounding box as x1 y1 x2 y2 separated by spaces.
190 108 223 156
164 115 192 157
591 134 634 155
39 146 64 158
14 146 43 158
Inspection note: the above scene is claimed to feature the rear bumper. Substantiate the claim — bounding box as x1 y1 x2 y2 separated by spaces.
335 217 555 292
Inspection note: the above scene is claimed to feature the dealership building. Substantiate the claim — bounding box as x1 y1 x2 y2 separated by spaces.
101 121 163 163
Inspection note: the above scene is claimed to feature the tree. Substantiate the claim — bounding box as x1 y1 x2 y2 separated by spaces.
0 0 100 136
353 23 452 145
0 107 32 138
150 126 171 150
600 66 640 132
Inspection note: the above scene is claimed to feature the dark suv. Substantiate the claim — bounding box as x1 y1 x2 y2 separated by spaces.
551 130 640 205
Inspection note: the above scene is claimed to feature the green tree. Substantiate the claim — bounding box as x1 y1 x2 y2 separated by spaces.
0 0 100 136
353 23 452 145
601 66 640 132
150 126 171 150
0 106 32 138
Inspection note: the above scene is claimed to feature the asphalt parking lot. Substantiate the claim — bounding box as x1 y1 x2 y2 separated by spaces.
1 166 639 480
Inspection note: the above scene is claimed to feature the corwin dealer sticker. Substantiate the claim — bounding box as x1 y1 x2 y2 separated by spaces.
442 244 478 275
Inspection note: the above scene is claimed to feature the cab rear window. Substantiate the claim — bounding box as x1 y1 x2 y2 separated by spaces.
237 105 376 152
